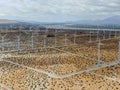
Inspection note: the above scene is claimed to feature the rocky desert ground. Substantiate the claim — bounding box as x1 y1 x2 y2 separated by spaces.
0 30 120 90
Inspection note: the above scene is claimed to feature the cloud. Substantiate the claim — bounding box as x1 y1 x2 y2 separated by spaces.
0 0 120 22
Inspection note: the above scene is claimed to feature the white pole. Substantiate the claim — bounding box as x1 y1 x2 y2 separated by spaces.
31 32 34 49
54 30 57 47
2 36 4 52
11 25 13 32
1 34 7 53
64 34 67 46
55 34 57 47
98 39 101 66
74 31 76 45
103 31 105 40
29 27 32 31
0 25 1 32
118 40 120 62
17 34 21 52
115 31 117 38
97 31 99 41
44 35 46 48
109 31 111 39
89 31 92 42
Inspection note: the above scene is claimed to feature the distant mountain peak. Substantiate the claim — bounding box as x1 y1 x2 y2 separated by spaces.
64 15 120 25
104 15 120 20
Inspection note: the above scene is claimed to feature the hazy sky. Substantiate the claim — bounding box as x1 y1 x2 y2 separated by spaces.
0 0 120 22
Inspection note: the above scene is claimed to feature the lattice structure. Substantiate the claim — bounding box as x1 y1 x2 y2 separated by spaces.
0 29 120 89
0 29 119 71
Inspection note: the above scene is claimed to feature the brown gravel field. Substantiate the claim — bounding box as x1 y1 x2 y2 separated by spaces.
0 31 120 90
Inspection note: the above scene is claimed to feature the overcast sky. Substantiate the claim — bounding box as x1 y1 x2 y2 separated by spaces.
0 0 120 22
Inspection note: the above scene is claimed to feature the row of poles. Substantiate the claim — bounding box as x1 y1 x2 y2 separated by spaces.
0 30 120 67
89 31 117 42
97 31 120 67
43 33 74 48
0 32 76 53
90 30 119 66
55 30 120 67
97 39 120 67
1 30 117 52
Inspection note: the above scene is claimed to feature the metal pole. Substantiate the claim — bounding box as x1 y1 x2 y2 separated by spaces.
118 40 120 62
55 34 57 47
11 25 13 32
97 31 99 41
64 34 67 46
44 35 47 48
17 35 21 51
2 36 4 52
74 31 76 45
103 31 105 40
109 31 111 39
89 31 92 42
54 30 57 47
31 32 34 49
115 31 117 38
29 27 32 31
98 39 101 66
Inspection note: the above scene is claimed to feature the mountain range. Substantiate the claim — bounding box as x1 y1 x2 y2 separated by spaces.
64 15 120 25
0 15 120 25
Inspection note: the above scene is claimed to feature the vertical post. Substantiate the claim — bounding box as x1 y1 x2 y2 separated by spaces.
109 31 111 39
54 30 57 47
44 35 47 48
103 31 105 40
64 34 67 46
1 34 6 53
31 32 34 49
98 39 101 66
0 26 1 32
29 27 32 31
118 40 120 62
17 35 21 51
11 25 13 32
74 31 76 45
55 34 57 47
97 31 99 41
115 31 117 38
45 28 48 34
89 31 92 42
2 36 4 53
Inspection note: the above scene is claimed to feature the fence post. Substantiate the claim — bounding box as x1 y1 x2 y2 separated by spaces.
17 35 21 52
89 31 92 42
109 31 111 39
2 36 5 52
103 31 105 40
74 31 76 45
44 35 47 48
115 31 117 38
64 34 67 46
55 34 57 47
97 31 99 41
98 39 101 66
31 32 34 49
118 40 120 62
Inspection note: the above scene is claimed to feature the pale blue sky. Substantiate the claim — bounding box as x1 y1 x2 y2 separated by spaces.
0 0 120 22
